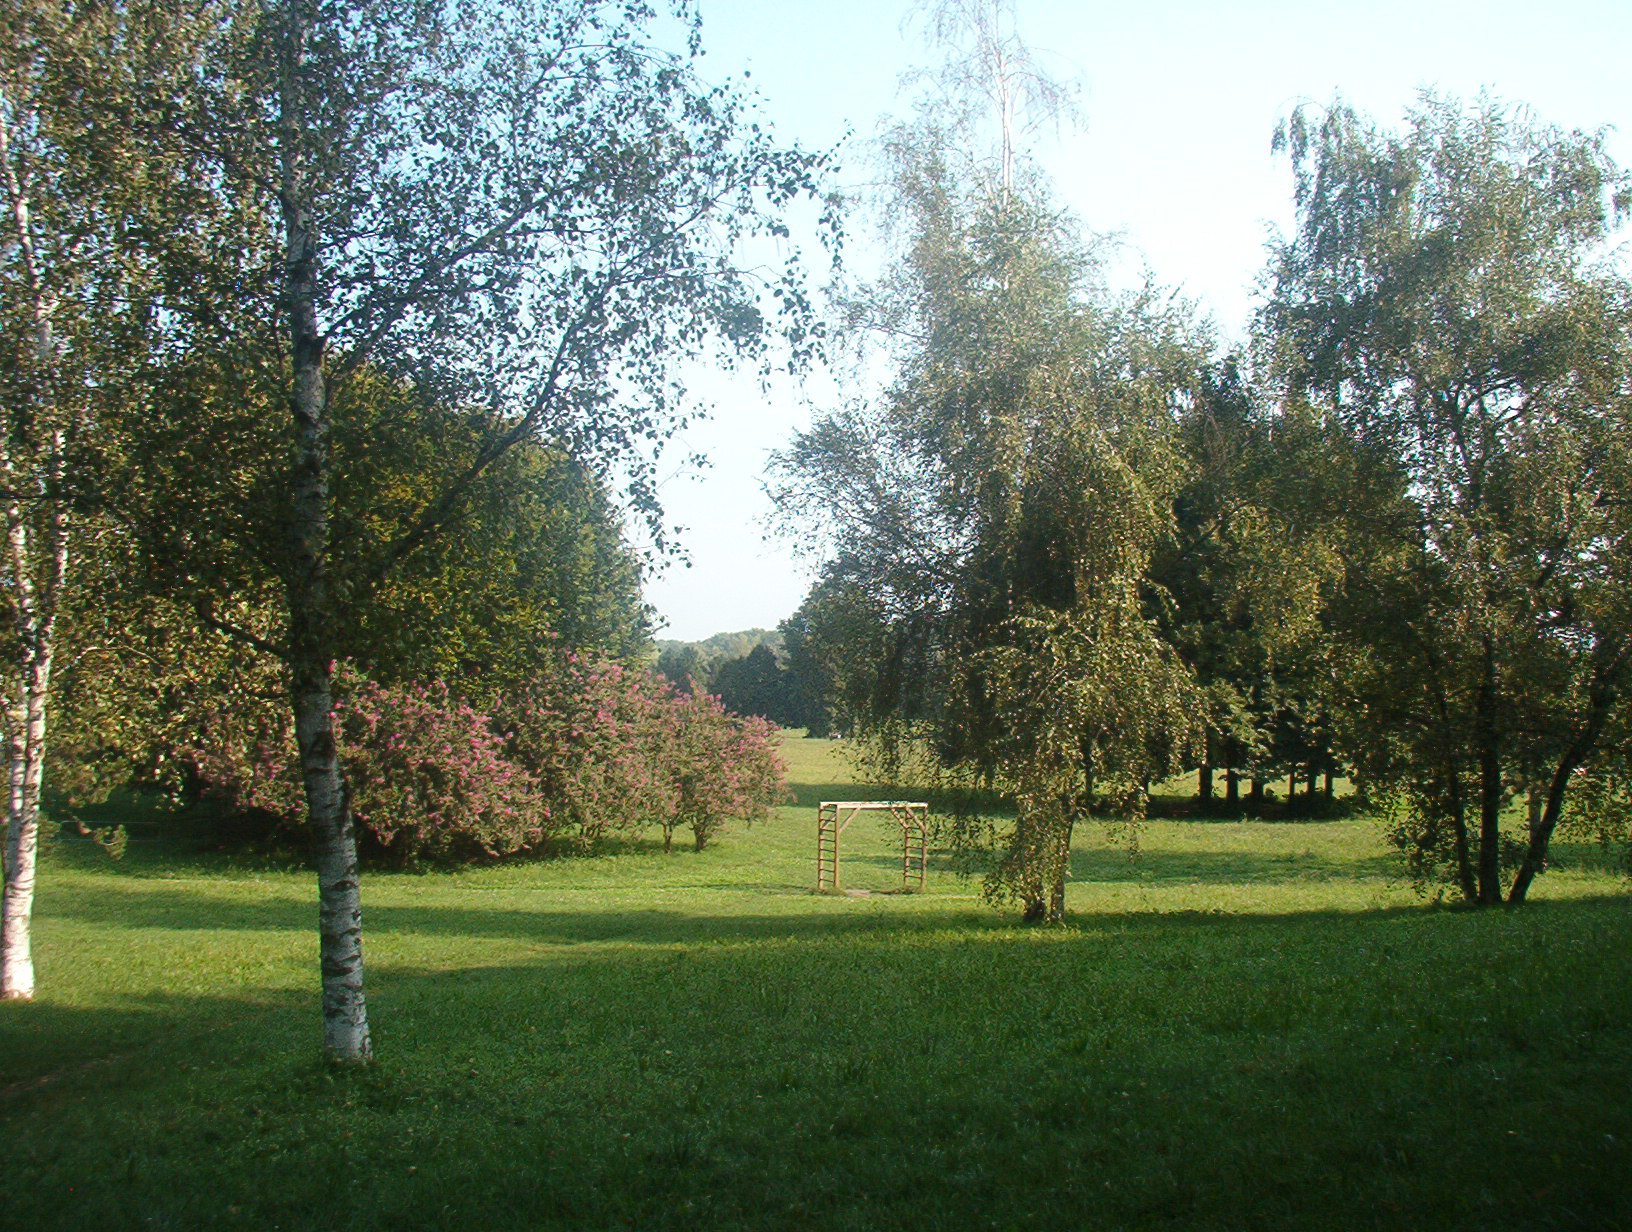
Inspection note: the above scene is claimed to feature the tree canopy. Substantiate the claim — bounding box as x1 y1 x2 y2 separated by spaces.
1261 95 1632 904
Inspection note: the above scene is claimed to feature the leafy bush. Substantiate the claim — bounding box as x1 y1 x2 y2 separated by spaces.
496 656 679 850
186 657 788 864
662 689 787 851
337 677 546 864
499 655 789 852
190 671 544 865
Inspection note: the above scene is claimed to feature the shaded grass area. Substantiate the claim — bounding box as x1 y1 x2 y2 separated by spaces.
5 736 1631 1231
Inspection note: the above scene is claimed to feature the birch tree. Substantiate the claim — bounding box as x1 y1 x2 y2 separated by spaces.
121 0 828 1061
907 0 1079 195
775 7 1196 922
0 0 217 998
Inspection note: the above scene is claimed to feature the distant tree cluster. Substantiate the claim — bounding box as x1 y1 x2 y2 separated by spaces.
655 629 780 696
655 618 833 735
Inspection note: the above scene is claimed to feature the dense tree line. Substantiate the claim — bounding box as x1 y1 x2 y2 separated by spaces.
655 618 833 735
777 24 1631 915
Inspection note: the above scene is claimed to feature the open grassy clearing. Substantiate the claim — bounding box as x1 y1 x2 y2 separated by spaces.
4 735 1631 1231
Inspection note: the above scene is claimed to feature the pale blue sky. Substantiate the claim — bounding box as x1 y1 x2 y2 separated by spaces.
644 0 1632 641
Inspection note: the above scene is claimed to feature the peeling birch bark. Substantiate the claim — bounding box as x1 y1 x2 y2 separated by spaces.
0 480 64 1000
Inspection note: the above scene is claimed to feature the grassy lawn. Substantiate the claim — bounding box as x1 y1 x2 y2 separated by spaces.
4 734 1630 1230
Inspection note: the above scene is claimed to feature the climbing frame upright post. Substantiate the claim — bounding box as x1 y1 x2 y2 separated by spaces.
902 809 927 888
816 801 930 893
816 804 841 891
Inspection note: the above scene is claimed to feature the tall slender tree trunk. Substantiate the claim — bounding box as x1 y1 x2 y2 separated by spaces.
1423 642 1477 903
1197 761 1213 803
1018 818 1047 922
2 638 54 999
1045 871 1065 922
1014 799 1057 923
279 4 369 1062
0 109 69 997
1045 810 1074 925
1440 760 1476 903
0 493 64 1000
1475 636 1503 905
1507 756 1574 905
1 662 39 1000
1224 768 1239 804
1019 886 1046 921
290 645 368 1059
2 666 28 997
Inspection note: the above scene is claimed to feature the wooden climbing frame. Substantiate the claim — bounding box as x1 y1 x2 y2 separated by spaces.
816 801 930 893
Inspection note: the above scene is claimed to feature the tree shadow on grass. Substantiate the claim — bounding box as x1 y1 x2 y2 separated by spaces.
1067 845 1402 885
828 842 1402 889
9 892 1632 1232
0 987 308 1094
42 829 313 879
23 891 1632 1085
1536 838 1628 876
1145 792 1366 822
44 857 1631 958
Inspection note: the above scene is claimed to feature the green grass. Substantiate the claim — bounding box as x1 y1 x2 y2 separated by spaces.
4 735 1631 1230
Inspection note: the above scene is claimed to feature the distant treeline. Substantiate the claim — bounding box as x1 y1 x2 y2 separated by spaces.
655 621 833 737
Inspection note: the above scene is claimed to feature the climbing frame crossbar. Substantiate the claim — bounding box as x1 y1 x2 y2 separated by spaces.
816 801 930 893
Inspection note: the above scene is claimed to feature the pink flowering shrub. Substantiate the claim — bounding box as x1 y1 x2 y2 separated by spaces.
499 654 789 852
186 680 304 823
188 657 788 864
189 669 543 865
660 688 788 851
335 677 545 864
497 655 679 849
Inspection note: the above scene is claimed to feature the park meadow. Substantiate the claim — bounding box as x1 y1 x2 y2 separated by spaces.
4 2 1632 1229
3 732 1629 1232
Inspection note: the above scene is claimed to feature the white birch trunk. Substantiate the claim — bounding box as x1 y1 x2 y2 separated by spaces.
277 4 370 1062
0 479 64 1000
0 100 68 999
3 629 54 999
293 657 369 1059
2 660 37 999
